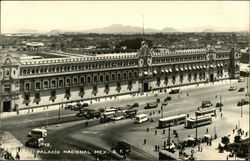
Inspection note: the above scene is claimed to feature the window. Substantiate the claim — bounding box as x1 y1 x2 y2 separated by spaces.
87 77 91 83
35 82 41 89
129 72 132 78
106 75 109 82
51 91 56 97
51 80 56 87
43 81 49 88
94 76 98 83
118 73 121 80
111 74 116 80
4 84 11 92
188 74 192 82
25 83 30 91
58 79 63 87
123 73 127 79
80 77 85 84
73 78 78 85
66 78 71 86
99 75 103 82
134 72 137 77
165 76 168 85
180 75 183 83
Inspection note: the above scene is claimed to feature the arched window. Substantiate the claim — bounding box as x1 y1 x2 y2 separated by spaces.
23 70 27 75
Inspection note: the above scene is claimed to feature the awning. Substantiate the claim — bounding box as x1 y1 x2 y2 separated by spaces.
161 69 165 73
193 66 196 70
144 71 148 75
196 66 200 69
154 71 157 74
210 65 214 68
175 68 179 72
203 65 207 69
189 67 192 70
165 69 169 73
169 69 172 72
185 67 188 70
180 68 184 71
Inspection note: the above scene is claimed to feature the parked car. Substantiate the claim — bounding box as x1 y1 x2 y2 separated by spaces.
237 99 249 106
238 88 244 92
125 109 138 118
111 141 131 157
130 103 139 108
144 102 158 109
229 86 237 91
82 103 89 107
85 110 101 119
76 112 85 117
111 112 125 121
25 138 44 148
216 103 223 107
164 96 172 102
169 89 180 94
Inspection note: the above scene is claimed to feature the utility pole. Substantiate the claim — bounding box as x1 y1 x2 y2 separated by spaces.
58 104 61 121
241 104 243 118
168 122 171 149
195 113 198 141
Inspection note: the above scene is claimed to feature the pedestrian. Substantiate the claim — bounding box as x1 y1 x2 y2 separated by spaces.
18 147 20 152
163 129 165 134
201 146 203 152
236 125 238 129
157 145 160 151
153 111 155 115
15 152 20 160
146 127 149 132
219 107 221 112
144 139 147 145
233 129 235 134
215 95 217 98
158 110 161 114
155 145 158 151
246 131 248 137
150 112 152 116
206 128 208 134
221 113 223 117
85 121 88 127
155 130 157 135
164 141 166 149
226 155 228 160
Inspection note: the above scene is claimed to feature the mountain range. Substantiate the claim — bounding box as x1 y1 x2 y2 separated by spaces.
14 24 247 34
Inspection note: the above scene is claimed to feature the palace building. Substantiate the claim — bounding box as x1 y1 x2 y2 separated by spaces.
0 41 240 112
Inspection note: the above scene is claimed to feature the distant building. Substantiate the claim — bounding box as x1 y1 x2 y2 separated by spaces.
0 41 240 112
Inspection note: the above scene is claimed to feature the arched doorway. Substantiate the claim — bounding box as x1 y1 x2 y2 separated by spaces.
143 82 149 92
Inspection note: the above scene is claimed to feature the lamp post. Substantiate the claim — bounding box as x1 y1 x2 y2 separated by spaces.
195 113 198 141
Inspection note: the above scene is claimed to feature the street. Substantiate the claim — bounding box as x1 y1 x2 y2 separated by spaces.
1 80 249 160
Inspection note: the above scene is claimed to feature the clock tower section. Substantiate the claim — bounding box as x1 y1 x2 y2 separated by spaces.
137 41 153 92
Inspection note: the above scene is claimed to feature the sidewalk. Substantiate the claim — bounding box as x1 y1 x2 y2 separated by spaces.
182 127 249 160
0 79 238 119
0 131 40 160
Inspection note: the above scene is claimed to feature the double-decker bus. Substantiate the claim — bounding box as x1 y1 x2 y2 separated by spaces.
185 115 212 128
195 107 216 117
158 114 187 128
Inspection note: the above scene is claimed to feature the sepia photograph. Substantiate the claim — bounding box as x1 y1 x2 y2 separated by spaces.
0 1 249 160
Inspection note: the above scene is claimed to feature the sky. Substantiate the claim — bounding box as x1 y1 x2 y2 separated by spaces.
1 1 249 33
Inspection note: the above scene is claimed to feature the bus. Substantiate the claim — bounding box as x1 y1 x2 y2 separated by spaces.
105 108 118 113
28 128 47 138
158 114 187 128
195 107 216 117
134 114 149 124
185 115 212 128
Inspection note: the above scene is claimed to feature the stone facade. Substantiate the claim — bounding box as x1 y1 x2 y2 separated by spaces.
0 42 240 112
